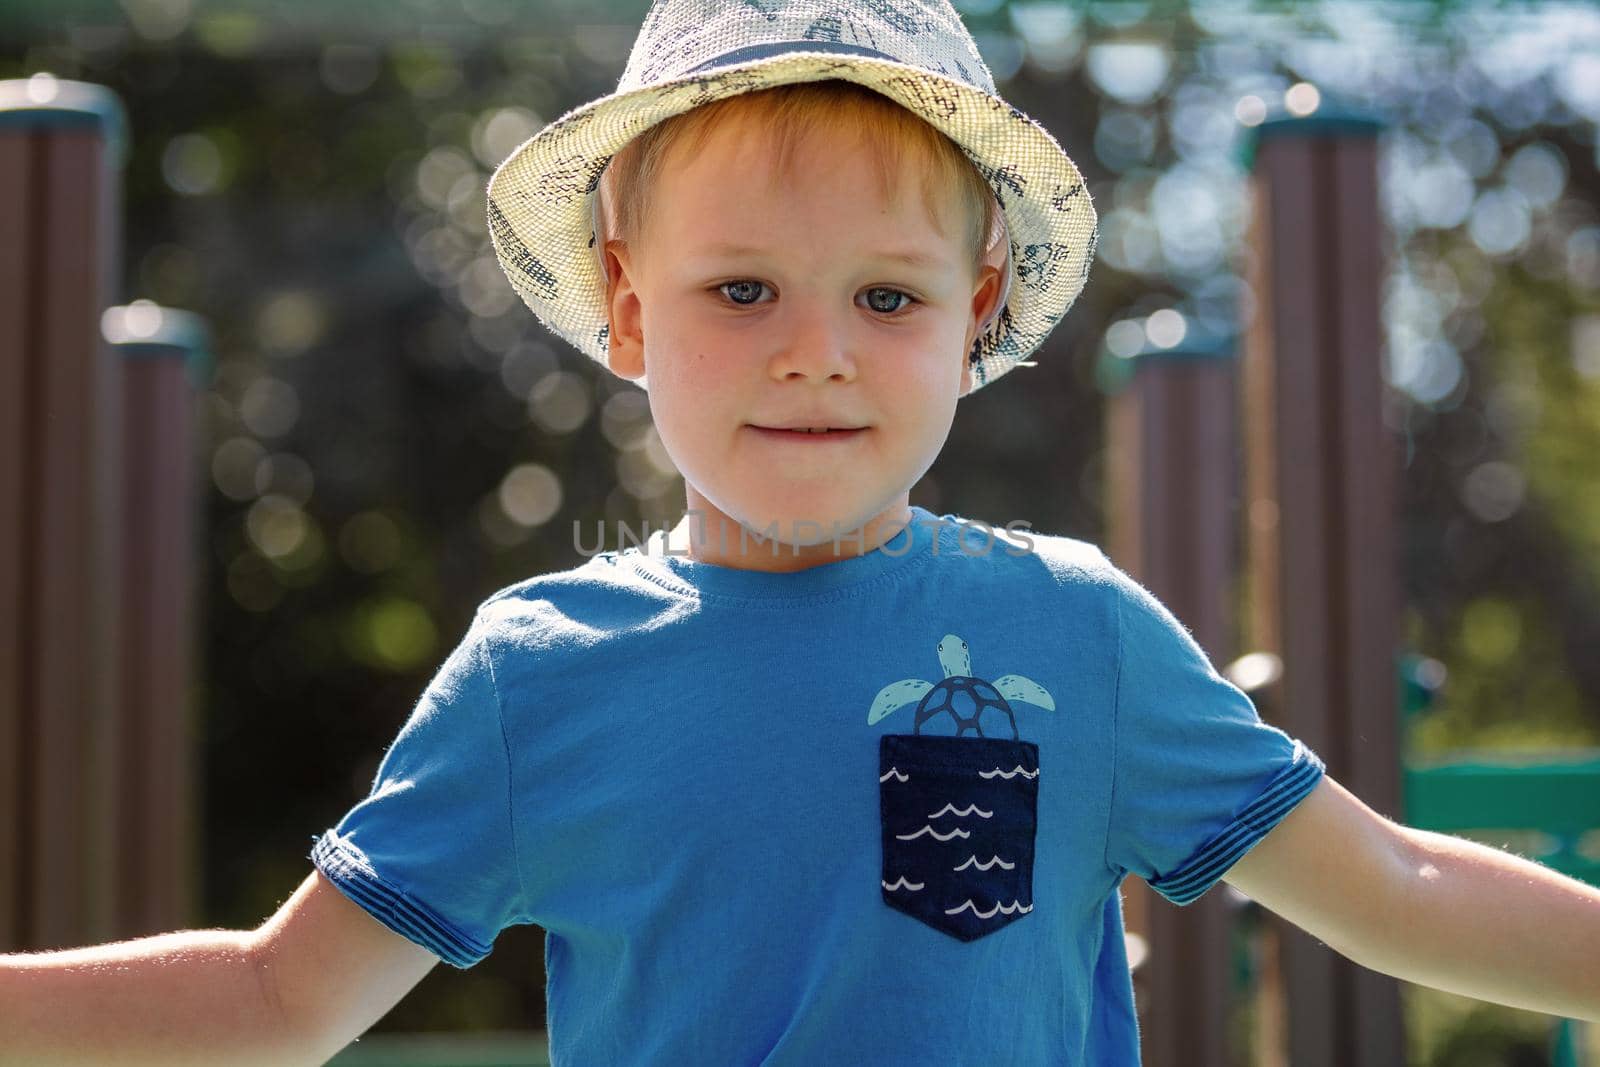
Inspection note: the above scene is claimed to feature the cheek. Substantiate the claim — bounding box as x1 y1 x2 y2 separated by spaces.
647 361 731 449
893 333 967 398
650 353 725 409
638 319 701 386
640 311 724 385
904 340 965 426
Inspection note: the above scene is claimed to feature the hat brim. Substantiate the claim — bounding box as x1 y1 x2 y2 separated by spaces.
486 50 1098 394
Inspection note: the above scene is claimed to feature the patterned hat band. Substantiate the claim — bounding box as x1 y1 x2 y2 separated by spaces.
487 0 1098 394
686 40 901 73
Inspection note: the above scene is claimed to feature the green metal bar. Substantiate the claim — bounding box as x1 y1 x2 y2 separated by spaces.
1403 751 1599 1067
1402 750 1600 886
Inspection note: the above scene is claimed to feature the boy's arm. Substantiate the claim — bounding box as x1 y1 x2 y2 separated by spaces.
252 867 443 1058
1223 774 1600 1022
0 927 304 1066
0 868 440 1066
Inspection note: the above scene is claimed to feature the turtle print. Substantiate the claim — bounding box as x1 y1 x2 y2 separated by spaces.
866 633 1056 737
871 634 1052 940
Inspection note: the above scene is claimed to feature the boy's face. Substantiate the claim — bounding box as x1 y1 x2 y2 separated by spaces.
603 103 1003 570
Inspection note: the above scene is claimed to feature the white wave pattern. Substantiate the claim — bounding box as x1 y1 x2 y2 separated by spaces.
953 854 1015 872
881 876 925 892
879 767 909 783
979 765 1039 780
927 802 993 820
895 824 971 842
944 899 1034 918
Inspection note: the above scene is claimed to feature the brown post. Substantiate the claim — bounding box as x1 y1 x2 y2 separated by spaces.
103 303 212 937
1104 334 1246 1067
1240 111 1405 1067
0 76 129 952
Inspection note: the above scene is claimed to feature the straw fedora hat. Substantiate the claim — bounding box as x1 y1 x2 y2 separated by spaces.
486 0 1098 394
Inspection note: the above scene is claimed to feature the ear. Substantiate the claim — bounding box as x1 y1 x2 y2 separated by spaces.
959 263 1004 397
604 238 645 381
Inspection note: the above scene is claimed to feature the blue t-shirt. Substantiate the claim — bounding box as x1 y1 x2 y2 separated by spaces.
310 506 1325 1065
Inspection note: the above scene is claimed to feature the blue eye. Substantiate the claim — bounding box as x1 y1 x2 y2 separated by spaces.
720 280 767 305
863 287 912 314
715 281 917 314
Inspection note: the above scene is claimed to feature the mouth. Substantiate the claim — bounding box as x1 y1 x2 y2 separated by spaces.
748 425 868 440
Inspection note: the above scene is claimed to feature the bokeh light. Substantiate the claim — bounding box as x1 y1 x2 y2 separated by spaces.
1086 40 1170 105
528 370 592 435
161 132 222 195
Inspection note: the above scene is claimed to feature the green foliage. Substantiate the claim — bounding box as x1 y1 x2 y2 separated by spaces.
344 595 441 673
1409 593 1595 756
1486 270 1600 593
1405 985 1563 1067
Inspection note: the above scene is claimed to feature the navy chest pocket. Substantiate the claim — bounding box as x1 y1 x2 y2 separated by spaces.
878 734 1039 942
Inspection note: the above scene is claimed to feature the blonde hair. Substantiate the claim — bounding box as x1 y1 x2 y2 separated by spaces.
597 79 1000 277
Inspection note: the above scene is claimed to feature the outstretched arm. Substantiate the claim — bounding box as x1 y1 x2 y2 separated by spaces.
0 868 441 1065
1223 774 1600 1022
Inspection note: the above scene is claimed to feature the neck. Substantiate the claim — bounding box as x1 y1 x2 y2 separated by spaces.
662 504 917 573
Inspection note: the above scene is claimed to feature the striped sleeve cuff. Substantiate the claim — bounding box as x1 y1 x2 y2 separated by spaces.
1147 742 1327 906
309 829 494 969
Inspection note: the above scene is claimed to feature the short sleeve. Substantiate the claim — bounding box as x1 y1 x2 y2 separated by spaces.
309 613 527 968
1102 567 1325 905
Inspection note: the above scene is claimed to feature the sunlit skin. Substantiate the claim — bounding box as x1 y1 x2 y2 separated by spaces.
602 106 1004 573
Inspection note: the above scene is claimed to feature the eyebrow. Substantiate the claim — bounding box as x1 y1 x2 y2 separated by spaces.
691 242 951 270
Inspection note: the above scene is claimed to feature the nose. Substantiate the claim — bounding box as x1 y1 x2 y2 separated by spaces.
767 298 858 384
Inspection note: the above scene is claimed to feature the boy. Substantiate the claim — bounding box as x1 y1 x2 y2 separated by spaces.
4 0 1597 1064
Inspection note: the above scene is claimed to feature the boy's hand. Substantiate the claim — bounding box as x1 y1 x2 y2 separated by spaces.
1224 775 1600 1021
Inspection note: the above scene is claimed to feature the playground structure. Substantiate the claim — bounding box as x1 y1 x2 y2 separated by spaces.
2 76 1597 1067
1 76 212 956
1104 111 1598 1066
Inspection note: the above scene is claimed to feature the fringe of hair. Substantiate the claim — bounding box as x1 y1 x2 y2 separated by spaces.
597 79 1000 277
